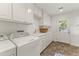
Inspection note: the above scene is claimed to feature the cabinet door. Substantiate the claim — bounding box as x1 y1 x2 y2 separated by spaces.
33 6 42 19
47 33 53 44
40 38 47 52
39 35 47 52
39 34 52 53
0 3 11 19
13 3 26 22
57 30 70 43
43 13 51 26
25 4 34 23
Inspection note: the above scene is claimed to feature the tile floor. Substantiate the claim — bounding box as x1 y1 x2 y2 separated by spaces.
41 41 79 56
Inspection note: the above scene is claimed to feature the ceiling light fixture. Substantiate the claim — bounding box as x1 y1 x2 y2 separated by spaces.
59 7 63 12
27 8 32 13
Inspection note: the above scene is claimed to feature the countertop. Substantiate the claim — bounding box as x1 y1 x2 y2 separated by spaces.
31 32 51 37
11 36 39 47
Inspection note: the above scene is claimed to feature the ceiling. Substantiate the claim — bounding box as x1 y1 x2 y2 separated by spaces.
35 3 79 16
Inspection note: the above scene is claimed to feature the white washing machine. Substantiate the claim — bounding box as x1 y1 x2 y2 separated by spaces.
10 32 40 56
0 39 16 56
0 34 16 56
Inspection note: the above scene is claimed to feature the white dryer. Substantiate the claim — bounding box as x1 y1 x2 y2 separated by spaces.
0 39 16 56
0 34 16 56
10 33 40 56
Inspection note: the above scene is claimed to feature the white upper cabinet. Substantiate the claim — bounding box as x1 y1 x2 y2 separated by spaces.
12 3 26 22
33 5 42 19
25 4 34 23
43 13 51 26
0 3 11 19
12 3 34 23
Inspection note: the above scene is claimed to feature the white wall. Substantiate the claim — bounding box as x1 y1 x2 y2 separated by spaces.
52 9 79 46
0 20 29 34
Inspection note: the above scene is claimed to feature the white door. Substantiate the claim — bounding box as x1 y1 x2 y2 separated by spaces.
57 30 70 43
0 3 11 19
56 18 70 44
12 3 26 22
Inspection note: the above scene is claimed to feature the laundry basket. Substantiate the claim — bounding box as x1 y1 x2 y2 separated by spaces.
39 25 48 33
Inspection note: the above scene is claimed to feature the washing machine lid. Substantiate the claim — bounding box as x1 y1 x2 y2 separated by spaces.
0 40 16 53
11 36 39 47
